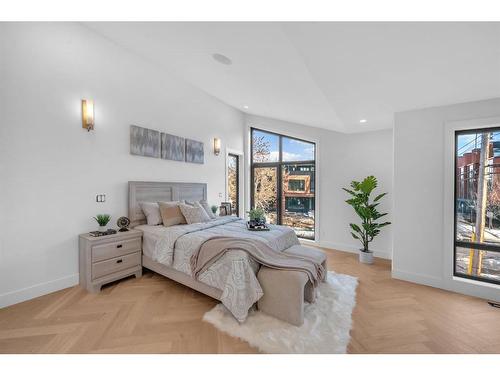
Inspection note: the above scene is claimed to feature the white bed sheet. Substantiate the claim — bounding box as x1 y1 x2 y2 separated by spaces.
136 224 166 259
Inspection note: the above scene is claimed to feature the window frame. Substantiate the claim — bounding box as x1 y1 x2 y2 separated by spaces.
250 127 316 239
454 127 500 286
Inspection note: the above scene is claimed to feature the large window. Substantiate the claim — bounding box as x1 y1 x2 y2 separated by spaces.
227 153 239 216
251 128 316 239
455 128 500 285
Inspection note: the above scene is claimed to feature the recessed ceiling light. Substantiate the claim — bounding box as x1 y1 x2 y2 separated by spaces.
212 53 232 65
359 119 367 123
243 105 249 109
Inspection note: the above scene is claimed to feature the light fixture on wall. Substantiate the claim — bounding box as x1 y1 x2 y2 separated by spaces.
213 138 221 156
81 99 94 131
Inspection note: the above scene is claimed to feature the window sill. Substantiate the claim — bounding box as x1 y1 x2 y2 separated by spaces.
299 238 317 245
452 276 500 290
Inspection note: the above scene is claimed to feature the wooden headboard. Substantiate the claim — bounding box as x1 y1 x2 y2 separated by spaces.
128 181 207 227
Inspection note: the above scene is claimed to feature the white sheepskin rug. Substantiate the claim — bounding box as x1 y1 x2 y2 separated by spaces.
203 271 358 354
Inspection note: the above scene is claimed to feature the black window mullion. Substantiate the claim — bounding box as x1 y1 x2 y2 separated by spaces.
277 164 282 225
279 134 283 164
250 128 254 211
250 165 254 210
281 160 315 166
253 160 315 167
455 240 500 253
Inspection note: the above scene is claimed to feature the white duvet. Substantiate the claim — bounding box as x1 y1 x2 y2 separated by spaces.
137 217 299 321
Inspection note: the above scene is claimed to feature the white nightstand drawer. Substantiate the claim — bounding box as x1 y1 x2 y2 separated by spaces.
92 237 141 262
92 251 141 280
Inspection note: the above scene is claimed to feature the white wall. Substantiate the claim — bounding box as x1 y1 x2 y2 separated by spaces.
244 114 393 259
393 97 500 301
0 23 244 307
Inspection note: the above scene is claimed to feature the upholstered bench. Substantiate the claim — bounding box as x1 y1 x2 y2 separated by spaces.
285 245 328 282
257 245 327 326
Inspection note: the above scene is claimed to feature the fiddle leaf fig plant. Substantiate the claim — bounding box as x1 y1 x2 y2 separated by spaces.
343 176 390 253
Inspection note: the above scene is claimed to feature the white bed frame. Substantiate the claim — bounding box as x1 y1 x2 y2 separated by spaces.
128 181 223 300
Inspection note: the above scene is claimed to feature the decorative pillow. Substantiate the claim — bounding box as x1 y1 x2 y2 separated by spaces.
199 200 216 219
139 202 162 225
185 199 216 219
179 203 211 224
158 201 187 227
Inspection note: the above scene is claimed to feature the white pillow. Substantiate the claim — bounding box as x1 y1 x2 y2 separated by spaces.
179 203 211 224
185 199 216 219
199 200 216 219
139 202 162 225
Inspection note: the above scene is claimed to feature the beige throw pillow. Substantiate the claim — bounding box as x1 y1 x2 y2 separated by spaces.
158 201 187 227
179 203 211 224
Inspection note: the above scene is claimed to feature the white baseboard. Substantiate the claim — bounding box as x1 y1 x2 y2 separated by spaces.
391 269 443 289
392 269 500 301
317 240 392 260
0 274 79 308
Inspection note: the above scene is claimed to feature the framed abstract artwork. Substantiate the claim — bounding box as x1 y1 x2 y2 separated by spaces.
185 138 204 164
161 133 185 161
130 125 160 158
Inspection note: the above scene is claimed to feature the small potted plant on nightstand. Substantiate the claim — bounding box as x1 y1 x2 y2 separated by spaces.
211 205 218 216
93 214 111 233
343 176 390 264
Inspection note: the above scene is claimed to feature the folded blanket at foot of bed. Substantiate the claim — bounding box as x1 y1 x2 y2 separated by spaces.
191 236 325 288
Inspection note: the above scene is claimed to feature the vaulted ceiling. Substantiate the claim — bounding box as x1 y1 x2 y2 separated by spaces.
84 22 500 133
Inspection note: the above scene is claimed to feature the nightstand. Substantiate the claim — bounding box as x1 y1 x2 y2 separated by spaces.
79 229 143 293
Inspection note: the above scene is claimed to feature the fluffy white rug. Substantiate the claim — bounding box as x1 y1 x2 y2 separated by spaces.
203 271 358 354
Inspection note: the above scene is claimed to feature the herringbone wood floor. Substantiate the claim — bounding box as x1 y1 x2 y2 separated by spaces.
0 248 499 354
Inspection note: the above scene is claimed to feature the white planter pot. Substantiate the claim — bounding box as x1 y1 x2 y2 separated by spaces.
99 225 108 233
359 250 374 264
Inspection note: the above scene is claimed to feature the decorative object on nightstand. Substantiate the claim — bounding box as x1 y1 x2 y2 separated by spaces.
93 214 111 232
89 229 117 237
219 202 232 216
211 205 218 215
79 229 143 293
219 205 227 216
117 216 130 232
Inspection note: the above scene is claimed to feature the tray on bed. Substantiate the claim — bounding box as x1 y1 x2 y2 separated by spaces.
246 222 270 231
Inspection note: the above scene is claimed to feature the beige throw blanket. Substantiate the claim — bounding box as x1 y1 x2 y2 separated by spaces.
190 236 325 287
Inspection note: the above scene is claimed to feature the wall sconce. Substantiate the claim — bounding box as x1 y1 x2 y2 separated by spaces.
81 99 94 131
213 137 221 156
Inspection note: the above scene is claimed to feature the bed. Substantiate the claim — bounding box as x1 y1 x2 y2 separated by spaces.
128 181 300 322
